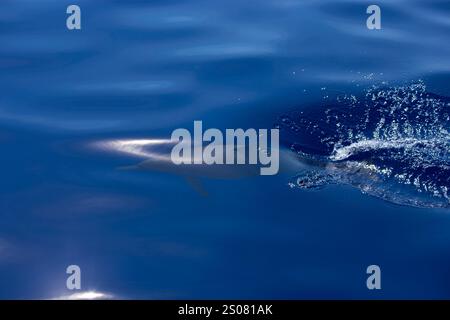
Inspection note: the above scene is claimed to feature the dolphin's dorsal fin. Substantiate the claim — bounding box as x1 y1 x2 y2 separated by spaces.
184 176 208 197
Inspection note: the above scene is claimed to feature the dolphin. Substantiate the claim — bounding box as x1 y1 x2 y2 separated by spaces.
93 136 388 198
94 138 304 196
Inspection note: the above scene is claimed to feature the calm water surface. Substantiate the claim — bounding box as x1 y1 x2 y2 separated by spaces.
0 0 450 298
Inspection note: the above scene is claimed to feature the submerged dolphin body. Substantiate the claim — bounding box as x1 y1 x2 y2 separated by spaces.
277 81 450 208
97 136 383 197
96 138 304 195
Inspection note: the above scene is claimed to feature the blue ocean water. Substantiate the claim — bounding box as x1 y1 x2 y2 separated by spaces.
0 0 450 299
